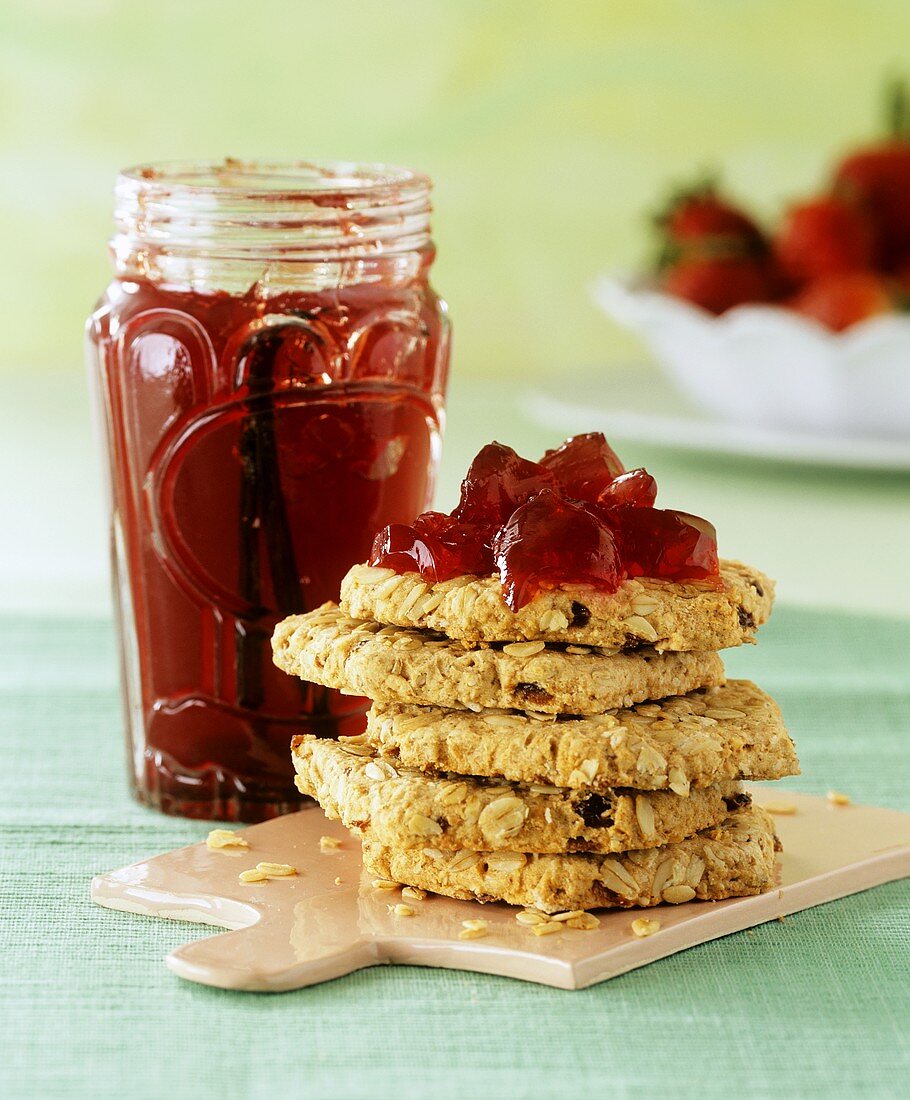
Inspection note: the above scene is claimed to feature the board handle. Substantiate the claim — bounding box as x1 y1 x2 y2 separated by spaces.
166 888 379 992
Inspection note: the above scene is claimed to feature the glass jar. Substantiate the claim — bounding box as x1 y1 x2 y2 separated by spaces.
86 160 451 821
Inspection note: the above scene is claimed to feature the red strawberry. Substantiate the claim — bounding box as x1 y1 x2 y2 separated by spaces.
832 80 910 269
790 271 892 331
890 260 910 307
774 197 875 285
662 256 780 314
835 145 910 268
657 180 766 262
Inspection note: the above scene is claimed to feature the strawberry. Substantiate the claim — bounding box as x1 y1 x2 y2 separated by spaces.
832 80 910 269
774 197 875 285
891 260 910 307
656 179 766 265
661 256 779 314
790 271 892 331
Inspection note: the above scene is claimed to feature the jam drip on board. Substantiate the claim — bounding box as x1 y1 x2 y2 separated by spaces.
370 433 721 610
89 275 449 820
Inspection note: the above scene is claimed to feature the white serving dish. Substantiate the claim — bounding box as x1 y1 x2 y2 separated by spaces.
594 275 910 440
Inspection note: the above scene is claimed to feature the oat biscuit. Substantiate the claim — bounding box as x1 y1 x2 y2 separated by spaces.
272 604 725 714
291 734 746 855
340 559 773 650
360 805 778 913
367 680 798 794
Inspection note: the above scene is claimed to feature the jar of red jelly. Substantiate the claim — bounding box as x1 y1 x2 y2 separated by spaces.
86 160 451 821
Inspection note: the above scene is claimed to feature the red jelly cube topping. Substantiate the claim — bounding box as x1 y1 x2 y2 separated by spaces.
539 432 625 502
453 442 557 528
369 513 493 583
492 490 622 610
369 523 450 582
414 512 495 576
614 507 720 584
597 468 658 510
368 434 721 608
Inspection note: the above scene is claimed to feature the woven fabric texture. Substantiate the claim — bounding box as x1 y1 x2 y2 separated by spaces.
1 608 908 1099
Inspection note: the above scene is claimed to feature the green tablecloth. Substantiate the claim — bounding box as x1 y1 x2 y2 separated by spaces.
2 608 908 1099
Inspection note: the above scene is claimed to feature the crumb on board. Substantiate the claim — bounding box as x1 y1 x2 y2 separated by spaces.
389 903 415 917
567 913 600 930
531 921 563 937
206 829 250 850
255 862 297 877
458 919 489 940
238 868 267 884
764 802 797 815
516 910 546 926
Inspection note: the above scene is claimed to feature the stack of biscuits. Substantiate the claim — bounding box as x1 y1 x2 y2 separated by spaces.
271 558 798 915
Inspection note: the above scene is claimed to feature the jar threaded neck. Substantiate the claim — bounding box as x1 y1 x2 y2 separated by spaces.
112 160 433 285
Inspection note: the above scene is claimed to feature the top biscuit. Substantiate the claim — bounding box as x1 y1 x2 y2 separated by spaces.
340 558 773 649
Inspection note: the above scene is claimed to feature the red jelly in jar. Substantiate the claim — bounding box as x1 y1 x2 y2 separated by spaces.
86 161 451 820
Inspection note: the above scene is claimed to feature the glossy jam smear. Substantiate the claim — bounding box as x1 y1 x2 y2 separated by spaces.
370 433 721 609
89 275 449 820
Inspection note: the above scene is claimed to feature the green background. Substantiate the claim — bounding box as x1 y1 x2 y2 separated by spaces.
4 0 910 376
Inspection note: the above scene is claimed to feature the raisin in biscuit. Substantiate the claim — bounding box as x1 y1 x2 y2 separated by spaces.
272 604 725 714
367 680 798 795
361 805 778 913
340 559 773 650
292 733 746 855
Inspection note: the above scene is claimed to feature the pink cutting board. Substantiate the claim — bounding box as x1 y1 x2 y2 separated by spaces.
90 788 910 991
